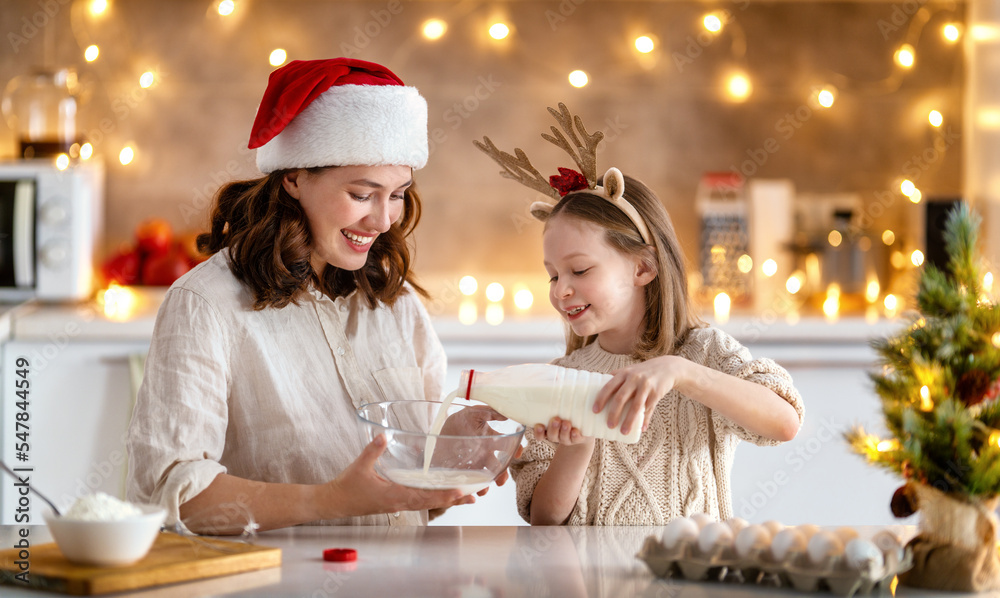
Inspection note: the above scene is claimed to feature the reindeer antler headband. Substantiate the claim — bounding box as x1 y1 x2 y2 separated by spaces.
473 103 653 246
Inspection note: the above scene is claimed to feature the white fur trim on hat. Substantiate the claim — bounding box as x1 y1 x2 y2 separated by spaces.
256 84 428 173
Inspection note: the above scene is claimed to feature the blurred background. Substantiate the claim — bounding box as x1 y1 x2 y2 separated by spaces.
5 0 1000 528
1 0 989 321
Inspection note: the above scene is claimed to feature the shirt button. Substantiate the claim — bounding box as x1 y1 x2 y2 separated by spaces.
337 346 346 356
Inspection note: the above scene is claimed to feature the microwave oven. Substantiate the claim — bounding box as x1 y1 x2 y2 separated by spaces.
0 159 104 302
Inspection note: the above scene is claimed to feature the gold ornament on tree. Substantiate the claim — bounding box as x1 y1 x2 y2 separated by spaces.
846 204 1000 592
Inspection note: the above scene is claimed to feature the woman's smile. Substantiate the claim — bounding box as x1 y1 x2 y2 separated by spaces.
342 229 376 252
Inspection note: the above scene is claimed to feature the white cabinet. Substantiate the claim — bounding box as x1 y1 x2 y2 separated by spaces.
729 341 902 526
0 299 157 524
0 340 148 523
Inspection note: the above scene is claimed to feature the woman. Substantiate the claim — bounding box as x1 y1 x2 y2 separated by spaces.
127 58 479 534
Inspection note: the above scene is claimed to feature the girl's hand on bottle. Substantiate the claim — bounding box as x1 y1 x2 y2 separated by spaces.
594 355 690 436
533 417 593 446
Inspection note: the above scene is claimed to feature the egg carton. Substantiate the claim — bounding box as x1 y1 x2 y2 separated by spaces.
637 535 913 597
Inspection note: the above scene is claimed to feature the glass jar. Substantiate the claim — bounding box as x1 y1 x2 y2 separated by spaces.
2 68 81 159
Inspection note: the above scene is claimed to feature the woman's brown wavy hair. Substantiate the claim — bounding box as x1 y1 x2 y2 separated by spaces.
544 173 703 360
198 167 426 310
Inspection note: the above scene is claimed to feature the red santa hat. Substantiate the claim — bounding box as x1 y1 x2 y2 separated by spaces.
248 58 428 174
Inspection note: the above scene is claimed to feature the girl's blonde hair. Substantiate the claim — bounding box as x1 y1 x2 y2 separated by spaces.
545 173 703 359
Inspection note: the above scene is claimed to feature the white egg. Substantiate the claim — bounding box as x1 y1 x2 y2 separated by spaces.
725 516 748 535
697 521 735 555
844 538 885 571
662 517 699 550
762 520 785 536
834 526 859 544
690 512 715 530
871 529 904 560
770 528 807 561
871 529 902 551
795 523 821 539
735 524 772 559
807 530 845 566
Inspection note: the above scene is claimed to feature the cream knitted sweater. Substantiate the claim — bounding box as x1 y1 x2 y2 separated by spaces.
509 326 805 525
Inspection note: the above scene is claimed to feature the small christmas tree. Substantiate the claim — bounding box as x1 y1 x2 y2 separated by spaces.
846 203 1000 591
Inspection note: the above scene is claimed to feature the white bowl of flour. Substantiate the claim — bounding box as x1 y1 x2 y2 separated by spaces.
43 492 166 566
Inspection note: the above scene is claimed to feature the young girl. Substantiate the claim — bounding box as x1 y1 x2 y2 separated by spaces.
477 109 804 526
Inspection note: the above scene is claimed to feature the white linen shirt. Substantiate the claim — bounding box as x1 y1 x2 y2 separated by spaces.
126 250 447 527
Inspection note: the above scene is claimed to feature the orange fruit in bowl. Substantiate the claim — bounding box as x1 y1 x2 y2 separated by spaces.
135 218 173 256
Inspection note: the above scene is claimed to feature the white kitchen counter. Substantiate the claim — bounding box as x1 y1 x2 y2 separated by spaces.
0 523 982 597
7 290 165 342
0 302 35 344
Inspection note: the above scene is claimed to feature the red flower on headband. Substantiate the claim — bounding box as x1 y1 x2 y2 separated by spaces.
549 168 588 197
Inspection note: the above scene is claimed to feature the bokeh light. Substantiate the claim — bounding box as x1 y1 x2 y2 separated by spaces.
459 276 478 296
423 19 446 40
569 70 589 88
489 23 510 40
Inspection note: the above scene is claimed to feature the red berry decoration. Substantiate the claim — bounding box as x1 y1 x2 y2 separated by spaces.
548 168 589 197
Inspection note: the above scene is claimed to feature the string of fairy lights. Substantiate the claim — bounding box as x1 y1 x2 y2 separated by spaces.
46 0 990 324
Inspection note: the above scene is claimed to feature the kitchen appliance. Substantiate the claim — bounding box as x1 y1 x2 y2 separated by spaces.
2 67 82 159
747 179 795 312
0 159 104 302
696 172 751 303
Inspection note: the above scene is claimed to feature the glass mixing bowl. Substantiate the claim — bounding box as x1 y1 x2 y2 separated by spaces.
356 400 525 495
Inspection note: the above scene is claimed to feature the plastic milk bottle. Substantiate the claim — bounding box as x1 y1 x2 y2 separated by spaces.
456 364 642 444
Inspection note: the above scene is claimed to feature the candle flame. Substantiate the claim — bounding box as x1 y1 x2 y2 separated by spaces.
713 292 731 324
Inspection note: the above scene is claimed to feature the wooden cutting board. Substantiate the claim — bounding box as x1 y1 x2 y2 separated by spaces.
0 532 281 595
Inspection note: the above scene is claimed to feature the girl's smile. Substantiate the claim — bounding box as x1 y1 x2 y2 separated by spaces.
543 214 655 354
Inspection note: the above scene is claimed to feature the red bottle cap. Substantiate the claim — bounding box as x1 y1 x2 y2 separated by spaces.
323 548 357 562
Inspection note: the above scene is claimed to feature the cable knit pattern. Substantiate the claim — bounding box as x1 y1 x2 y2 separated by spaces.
509 326 805 525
